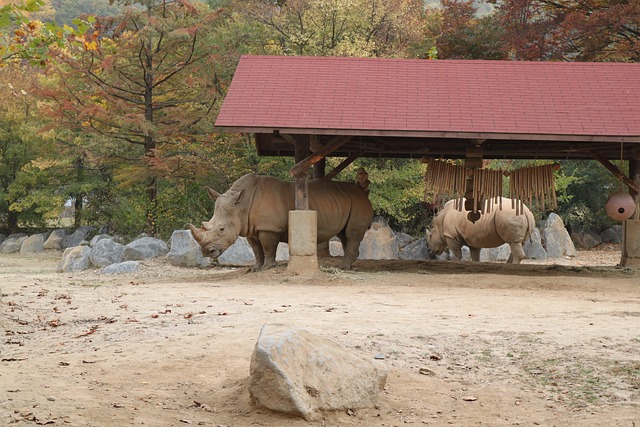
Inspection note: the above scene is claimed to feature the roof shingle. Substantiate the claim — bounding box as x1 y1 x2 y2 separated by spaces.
215 55 640 138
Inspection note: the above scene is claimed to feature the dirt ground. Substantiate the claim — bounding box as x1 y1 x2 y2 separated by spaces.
1 246 639 427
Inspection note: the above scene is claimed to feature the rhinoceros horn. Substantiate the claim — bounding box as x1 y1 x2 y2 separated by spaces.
205 186 221 200
188 224 204 242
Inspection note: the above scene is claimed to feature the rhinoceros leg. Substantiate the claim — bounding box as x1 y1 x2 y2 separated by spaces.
246 237 265 269
258 231 280 269
340 231 363 270
445 238 462 261
469 247 481 262
508 242 526 264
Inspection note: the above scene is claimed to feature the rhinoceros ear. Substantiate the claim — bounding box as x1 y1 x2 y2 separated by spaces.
228 189 245 206
205 186 221 200
188 224 204 242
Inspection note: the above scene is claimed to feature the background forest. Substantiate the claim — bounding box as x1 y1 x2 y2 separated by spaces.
0 0 637 239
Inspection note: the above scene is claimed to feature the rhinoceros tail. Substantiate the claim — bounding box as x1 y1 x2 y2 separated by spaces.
524 208 535 242
356 167 370 196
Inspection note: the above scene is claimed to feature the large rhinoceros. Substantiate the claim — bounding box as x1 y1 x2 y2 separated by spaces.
189 174 373 270
427 197 535 264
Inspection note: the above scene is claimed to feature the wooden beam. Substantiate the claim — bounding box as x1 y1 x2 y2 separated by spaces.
630 158 640 219
324 153 360 181
591 151 640 194
292 135 310 210
290 135 352 178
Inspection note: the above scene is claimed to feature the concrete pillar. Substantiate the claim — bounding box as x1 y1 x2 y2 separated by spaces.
288 210 318 272
621 219 640 267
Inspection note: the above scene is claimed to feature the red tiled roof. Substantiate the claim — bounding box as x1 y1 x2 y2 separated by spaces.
215 55 640 139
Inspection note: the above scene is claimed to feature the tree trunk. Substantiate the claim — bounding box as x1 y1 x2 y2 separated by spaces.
7 210 18 233
73 156 85 228
74 197 83 228
143 25 158 236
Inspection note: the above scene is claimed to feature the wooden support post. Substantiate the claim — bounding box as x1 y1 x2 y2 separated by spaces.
464 146 483 214
591 151 640 194
313 157 326 179
325 153 360 180
629 155 640 220
290 135 352 178
292 135 310 210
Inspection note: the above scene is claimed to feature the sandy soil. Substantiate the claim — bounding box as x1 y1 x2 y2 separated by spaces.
1 247 639 427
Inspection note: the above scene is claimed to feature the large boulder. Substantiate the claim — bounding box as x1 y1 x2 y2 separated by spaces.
249 323 387 420
0 234 6 246
100 261 140 274
523 228 548 261
58 246 92 272
540 213 576 258
0 234 28 253
123 237 169 261
20 232 50 254
601 225 623 244
90 238 125 267
480 243 511 262
43 229 69 250
217 237 256 266
166 230 211 268
571 230 603 250
399 238 429 260
358 216 399 260
89 234 114 247
64 226 96 248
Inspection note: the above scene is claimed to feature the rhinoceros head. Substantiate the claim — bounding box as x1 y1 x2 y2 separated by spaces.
426 211 447 258
189 187 245 259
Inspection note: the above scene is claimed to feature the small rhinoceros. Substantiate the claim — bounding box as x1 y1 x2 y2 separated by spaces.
427 197 535 264
189 174 373 270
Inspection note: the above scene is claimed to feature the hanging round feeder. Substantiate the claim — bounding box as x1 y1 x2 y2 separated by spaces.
605 191 636 221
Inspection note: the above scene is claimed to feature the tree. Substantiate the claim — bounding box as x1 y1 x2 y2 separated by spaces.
492 0 640 61
235 0 429 58
39 0 226 235
0 64 65 231
429 0 507 60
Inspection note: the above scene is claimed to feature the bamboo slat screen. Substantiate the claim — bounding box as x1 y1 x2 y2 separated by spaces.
424 158 557 215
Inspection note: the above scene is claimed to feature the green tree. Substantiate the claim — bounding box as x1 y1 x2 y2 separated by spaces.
235 0 429 58
429 0 506 60
0 64 64 231
39 0 226 235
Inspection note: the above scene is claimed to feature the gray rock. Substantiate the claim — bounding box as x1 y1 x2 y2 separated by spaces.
480 243 511 262
65 226 96 248
218 237 256 266
0 234 28 253
523 228 548 260
90 238 125 267
123 237 169 261
329 240 344 257
57 246 92 272
394 232 415 249
276 242 289 262
0 234 5 246
541 213 576 258
601 225 622 244
358 216 399 260
571 230 603 250
249 323 387 420
43 229 69 250
89 234 113 247
100 261 140 274
399 238 429 260
20 232 51 254
166 230 211 268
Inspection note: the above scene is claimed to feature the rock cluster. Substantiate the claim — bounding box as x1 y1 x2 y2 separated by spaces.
0 213 624 271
